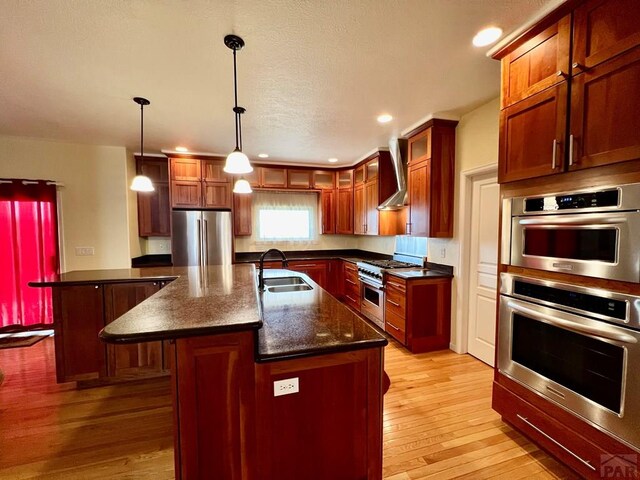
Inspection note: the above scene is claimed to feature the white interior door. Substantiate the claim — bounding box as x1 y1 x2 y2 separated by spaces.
466 173 499 366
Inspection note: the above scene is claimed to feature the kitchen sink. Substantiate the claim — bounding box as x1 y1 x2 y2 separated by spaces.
263 277 308 287
267 284 313 293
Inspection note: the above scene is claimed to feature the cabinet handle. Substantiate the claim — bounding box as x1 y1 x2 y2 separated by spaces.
516 414 595 471
572 62 587 71
555 70 566 78
94 285 99 289
345 295 357 303
387 282 404 289
551 139 557 169
291 264 316 267
387 299 401 307
386 322 400 331
153 282 158 286
346 279 357 285
569 134 576 166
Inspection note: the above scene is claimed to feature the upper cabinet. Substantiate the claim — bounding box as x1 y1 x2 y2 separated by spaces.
136 156 171 237
497 0 640 183
169 157 231 209
405 120 457 238
287 169 312 189
312 170 335 190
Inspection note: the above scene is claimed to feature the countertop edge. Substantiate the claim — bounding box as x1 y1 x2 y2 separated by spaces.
99 321 263 344
255 337 389 363
29 275 180 287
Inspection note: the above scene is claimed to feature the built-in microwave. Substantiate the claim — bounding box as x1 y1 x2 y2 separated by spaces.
504 183 640 283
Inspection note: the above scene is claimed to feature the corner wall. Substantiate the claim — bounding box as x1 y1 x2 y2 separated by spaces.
0 135 133 272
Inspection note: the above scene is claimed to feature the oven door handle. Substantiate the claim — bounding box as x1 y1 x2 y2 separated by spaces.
517 214 627 226
507 301 638 344
359 277 384 290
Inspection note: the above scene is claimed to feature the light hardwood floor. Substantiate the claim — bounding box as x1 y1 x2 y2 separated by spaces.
0 337 577 479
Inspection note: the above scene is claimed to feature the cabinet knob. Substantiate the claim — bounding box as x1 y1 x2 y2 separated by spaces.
94 285 99 289
572 62 586 71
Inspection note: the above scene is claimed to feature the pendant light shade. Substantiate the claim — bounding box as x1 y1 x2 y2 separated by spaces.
233 178 253 194
223 34 253 184
224 148 253 174
130 97 155 192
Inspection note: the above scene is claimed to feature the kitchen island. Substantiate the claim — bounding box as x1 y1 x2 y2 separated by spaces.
71 264 388 479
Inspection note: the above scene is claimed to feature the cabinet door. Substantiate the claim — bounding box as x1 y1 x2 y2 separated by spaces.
171 180 202 208
408 161 430 237
569 47 640 171
354 165 366 185
203 181 232 209
336 188 354 234
500 15 570 108
138 182 171 236
312 170 335 190
104 282 164 378
353 184 365 235
287 169 312 189
288 262 328 289
499 82 567 183
408 128 431 165
320 189 336 234
137 157 169 183
364 180 378 235
244 167 261 187
572 0 640 74
365 159 379 182
170 158 201 181
233 193 252 236
337 169 353 189
261 168 287 188
53 285 105 382
201 160 229 182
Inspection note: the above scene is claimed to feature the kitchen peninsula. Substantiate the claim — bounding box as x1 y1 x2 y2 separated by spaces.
35 263 388 479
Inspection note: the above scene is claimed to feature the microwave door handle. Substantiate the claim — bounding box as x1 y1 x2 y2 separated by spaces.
507 301 638 344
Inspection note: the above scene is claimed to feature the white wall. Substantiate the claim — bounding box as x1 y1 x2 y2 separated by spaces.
426 97 500 353
0 135 133 272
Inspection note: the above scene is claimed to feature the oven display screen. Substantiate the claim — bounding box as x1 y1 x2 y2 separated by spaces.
523 228 617 262
512 314 624 413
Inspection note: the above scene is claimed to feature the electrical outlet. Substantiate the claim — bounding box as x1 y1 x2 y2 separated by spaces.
75 247 95 256
273 377 299 397
440 247 446 258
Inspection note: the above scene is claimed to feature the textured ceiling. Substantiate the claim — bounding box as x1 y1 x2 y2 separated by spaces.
0 0 557 166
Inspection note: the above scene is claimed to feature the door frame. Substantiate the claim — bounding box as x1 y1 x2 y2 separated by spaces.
452 163 498 354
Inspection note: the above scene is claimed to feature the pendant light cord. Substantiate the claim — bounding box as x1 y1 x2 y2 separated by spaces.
140 102 144 161
233 48 240 151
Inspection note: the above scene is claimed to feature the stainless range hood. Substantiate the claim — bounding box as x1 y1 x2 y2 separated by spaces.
378 137 408 210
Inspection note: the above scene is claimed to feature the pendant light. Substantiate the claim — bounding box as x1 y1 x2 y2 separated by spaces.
223 34 253 194
130 97 155 192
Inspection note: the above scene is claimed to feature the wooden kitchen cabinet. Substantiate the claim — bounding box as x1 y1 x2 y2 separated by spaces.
320 189 336 234
287 169 312 189
336 188 354 234
383 275 452 353
233 192 252 236
312 170 335 189
364 180 378 235
52 284 106 383
499 83 567 183
287 260 328 289
353 184 365 235
261 167 287 188
342 261 361 312
354 165 366 185
136 156 171 237
406 121 457 237
337 169 353 189
170 157 232 209
104 282 165 378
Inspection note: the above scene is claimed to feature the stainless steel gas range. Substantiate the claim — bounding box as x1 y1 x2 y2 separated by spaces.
356 257 423 330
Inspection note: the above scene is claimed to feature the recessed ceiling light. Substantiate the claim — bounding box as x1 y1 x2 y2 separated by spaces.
175 146 188 152
473 27 503 47
258 153 269 158
377 114 393 124
328 158 338 163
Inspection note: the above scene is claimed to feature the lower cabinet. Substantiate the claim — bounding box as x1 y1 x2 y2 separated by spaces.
384 276 452 353
52 280 173 384
342 261 361 311
287 261 328 289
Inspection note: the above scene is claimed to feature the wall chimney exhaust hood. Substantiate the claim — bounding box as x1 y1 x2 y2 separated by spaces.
378 137 408 211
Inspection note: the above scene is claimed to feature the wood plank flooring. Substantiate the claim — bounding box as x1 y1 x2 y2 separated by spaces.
0 337 577 479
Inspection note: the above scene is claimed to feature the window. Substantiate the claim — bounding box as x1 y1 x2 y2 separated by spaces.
252 191 318 244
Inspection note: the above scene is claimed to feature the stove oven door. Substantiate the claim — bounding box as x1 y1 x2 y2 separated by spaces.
360 279 385 330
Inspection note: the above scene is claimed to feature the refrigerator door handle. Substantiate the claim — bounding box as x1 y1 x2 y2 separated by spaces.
203 219 209 266
196 219 202 268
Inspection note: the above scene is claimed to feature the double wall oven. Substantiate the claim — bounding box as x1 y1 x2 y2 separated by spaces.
500 183 640 450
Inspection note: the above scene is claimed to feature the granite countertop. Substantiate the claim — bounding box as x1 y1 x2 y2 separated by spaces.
386 268 454 280
33 264 387 361
258 269 387 361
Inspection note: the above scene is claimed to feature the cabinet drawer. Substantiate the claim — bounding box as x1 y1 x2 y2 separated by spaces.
385 311 406 344
385 285 406 318
344 290 361 311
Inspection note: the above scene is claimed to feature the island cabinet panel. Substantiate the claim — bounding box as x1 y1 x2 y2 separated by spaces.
103 282 164 378
52 285 106 383
254 348 383 480
172 332 257 480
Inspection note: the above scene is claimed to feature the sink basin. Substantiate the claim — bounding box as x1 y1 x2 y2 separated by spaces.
263 276 307 287
267 284 313 293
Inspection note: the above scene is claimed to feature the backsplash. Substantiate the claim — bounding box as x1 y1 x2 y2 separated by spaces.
234 234 358 253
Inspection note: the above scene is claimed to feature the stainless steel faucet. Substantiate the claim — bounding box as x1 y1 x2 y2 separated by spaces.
258 249 289 290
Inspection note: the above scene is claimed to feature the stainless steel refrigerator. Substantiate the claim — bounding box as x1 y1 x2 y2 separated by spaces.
171 210 232 266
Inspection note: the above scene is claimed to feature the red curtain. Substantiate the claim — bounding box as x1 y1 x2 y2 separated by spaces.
0 180 59 330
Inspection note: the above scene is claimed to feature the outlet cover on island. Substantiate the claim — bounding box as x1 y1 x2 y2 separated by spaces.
75 247 95 256
273 377 299 397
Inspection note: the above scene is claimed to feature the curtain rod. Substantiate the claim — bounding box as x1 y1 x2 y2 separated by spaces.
0 179 65 187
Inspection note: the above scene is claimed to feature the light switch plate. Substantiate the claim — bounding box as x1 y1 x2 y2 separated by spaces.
75 247 95 256
273 377 299 397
